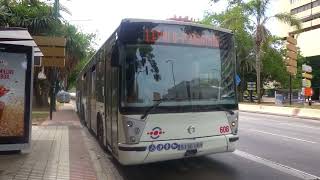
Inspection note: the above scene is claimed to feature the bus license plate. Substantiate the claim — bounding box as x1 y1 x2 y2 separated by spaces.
178 142 203 151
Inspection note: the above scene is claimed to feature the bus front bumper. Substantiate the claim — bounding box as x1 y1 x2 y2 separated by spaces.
117 134 239 165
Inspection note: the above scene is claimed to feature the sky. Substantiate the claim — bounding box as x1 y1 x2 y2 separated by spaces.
60 0 281 49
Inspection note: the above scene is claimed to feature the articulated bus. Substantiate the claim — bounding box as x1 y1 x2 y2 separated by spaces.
76 18 239 165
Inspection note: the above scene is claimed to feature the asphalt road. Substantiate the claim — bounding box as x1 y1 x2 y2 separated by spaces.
115 112 320 180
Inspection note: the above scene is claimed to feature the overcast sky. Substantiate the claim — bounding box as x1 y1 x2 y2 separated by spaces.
61 0 281 48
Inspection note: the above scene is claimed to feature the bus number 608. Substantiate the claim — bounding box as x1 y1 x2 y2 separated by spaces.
220 126 230 134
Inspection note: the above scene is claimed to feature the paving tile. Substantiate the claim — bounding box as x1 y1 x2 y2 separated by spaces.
0 104 120 180
13 175 28 180
0 175 14 180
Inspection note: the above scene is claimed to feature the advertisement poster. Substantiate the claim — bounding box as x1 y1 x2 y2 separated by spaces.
0 52 27 137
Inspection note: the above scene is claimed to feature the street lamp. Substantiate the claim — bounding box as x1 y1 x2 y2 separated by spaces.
37 66 47 80
166 60 176 87
211 68 221 101
166 59 177 98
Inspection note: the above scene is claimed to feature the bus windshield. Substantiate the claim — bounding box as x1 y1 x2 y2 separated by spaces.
120 23 236 110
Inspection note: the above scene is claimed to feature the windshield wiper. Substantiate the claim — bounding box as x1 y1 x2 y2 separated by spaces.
140 99 164 120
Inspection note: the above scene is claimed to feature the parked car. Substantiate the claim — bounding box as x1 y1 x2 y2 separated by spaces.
57 90 71 103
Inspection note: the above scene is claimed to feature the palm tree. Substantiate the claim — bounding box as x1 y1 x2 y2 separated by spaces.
245 0 301 103
0 0 12 27
211 0 301 103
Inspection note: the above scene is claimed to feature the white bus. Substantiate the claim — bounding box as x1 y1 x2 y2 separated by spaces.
76 18 239 165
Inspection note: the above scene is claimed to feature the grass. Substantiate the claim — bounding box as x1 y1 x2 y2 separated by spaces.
31 101 65 125
32 111 49 125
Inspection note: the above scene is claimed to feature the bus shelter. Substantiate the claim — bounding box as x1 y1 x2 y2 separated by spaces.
0 28 42 152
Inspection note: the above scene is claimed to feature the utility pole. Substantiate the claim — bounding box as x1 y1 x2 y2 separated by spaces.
49 0 60 119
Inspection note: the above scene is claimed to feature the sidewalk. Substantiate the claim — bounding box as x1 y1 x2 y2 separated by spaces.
0 104 114 180
239 103 320 120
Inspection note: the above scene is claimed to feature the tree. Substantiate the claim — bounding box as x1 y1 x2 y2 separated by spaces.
1 0 58 34
260 37 288 92
63 23 96 89
209 0 301 103
0 4 11 26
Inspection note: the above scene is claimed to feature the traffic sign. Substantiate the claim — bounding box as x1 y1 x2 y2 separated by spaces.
247 82 256 91
285 35 298 76
302 73 313 79
285 59 297 67
302 64 312 73
33 36 66 67
302 79 312 87
304 87 313 96
301 63 313 98
286 51 297 61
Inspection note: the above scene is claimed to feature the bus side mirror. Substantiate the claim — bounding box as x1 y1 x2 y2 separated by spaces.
111 46 120 67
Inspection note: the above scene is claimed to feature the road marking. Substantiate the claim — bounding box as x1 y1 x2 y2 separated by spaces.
240 112 320 124
247 129 317 144
234 150 320 180
241 117 320 129
278 123 320 130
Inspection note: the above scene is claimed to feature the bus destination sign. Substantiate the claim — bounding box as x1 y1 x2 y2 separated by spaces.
144 29 219 48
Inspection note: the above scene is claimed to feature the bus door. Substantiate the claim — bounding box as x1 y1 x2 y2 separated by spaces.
91 66 97 134
111 68 119 153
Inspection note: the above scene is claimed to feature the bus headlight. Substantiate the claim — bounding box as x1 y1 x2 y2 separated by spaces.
226 111 238 135
123 116 146 144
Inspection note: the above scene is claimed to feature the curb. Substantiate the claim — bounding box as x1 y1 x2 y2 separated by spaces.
240 110 320 121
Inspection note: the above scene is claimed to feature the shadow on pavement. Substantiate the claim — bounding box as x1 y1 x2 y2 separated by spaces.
115 156 238 180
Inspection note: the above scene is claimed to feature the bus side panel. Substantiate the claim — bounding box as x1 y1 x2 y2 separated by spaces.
85 72 91 128
90 67 97 135
96 58 106 146
111 68 119 155
105 54 112 148
80 77 86 123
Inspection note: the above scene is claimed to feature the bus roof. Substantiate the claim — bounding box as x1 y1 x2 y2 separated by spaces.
77 18 233 80
121 18 233 34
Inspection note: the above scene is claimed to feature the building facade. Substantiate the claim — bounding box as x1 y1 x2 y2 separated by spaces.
277 0 320 100
278 0 320 57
